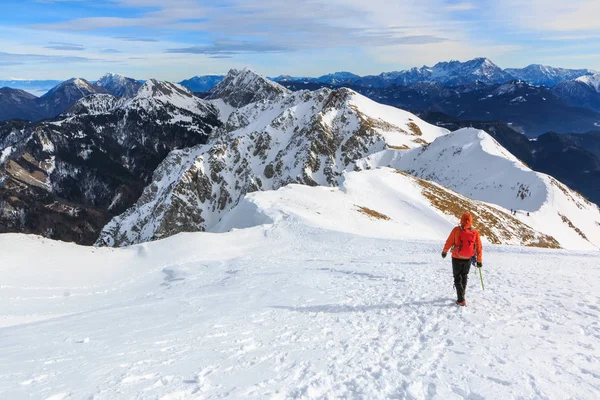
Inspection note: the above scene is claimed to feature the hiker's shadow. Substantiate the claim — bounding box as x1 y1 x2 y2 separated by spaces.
272 298 452 314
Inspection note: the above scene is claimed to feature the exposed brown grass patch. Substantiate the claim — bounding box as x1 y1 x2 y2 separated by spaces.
356 205 391 221
22 152 37 165
387 144 410 150
407 122 423 136
559 213 588 241
394 169 410 176
414 178 560 248
412 138 428 145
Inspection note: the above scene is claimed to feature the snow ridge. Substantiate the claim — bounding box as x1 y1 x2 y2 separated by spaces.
367 128 600 250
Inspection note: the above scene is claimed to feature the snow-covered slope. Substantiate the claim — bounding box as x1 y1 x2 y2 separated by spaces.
96 72 142 98
98 87 448 246
127 79 217 116
207 68 291 107
216 168 558 248
577 73 600 93
1 209 599 399
372 128 600 250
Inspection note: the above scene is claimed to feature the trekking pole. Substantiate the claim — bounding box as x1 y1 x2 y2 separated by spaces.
479 267 485 291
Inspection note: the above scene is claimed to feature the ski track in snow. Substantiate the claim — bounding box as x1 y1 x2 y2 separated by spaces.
0 222 599 399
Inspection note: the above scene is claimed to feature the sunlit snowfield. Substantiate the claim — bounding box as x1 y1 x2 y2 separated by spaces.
1 215 598 399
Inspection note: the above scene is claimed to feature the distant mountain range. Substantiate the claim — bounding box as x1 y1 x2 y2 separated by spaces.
178 75 225 93
2 58 599 135
0 78 110 121
0 80 62 96
270 58 596 88
285 79 600 136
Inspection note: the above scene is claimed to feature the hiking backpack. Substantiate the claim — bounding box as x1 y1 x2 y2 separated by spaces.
456 227 476 258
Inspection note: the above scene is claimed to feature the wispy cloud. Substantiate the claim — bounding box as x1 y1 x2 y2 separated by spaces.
114 36 159 42
0 51 97 65
3 0 599 78
444 3 476 11
32 1 450 53
166 40 289 55
491 0 600 33
44 41 85 51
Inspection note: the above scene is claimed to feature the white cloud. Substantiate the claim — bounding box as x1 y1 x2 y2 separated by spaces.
493 0 600 33
444 3 476 12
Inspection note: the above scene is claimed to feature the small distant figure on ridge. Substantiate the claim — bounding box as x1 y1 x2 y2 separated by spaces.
441 213 483 306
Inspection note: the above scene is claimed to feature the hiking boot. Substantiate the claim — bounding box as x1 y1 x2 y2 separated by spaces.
456 300 466 307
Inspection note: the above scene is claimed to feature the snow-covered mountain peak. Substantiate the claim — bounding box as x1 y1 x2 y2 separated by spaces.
577 73 600 92
46 78 98 96
128 79 217 115
429 58 512 85
99 72 126 83
97 73 142 98
207 68 291 107
135 79 191 99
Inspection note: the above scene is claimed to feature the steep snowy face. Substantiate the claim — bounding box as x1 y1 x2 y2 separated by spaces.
207 68 291 108
374 128 600 250
131 79 218 116
505 64 593 87
0 81 222 244
98 88 448 246
96 73 142 98
388 129 547 211
577 73 600 93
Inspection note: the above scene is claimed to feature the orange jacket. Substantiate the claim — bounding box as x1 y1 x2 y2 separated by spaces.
443 226 483 262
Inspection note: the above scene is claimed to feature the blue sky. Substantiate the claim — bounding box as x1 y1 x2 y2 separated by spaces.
1 0 599 80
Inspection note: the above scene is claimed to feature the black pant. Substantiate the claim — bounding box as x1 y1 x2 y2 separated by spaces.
452 258 471 302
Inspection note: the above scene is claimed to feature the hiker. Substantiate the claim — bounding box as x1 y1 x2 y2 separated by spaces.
441 213 483 306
